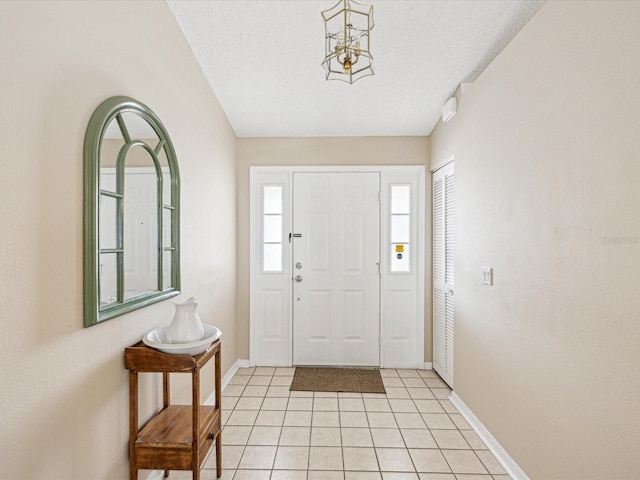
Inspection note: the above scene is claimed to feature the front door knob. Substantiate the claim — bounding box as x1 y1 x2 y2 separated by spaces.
295 275 303 282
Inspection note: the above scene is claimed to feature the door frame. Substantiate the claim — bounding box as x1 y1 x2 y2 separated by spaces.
250 165 425 368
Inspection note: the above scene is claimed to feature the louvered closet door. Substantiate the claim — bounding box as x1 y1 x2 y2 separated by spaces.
432 162 455 387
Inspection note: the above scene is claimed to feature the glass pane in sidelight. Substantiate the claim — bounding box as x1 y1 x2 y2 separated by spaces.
390 244 410 273
391 214 410 243
263 185 282 214
391 185 410 214
264 215 282 243
263 243 282 272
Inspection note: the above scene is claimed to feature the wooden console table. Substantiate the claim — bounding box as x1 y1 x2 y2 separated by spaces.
124 340 222 479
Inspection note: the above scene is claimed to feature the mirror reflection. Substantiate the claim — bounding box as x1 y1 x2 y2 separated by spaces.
122 145 158 301
84 96 181 327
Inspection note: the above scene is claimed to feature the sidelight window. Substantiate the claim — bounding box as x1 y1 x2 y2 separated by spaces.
390 184 411 273
262 185 283 272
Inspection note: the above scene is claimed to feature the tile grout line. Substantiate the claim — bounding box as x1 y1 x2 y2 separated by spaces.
217 367 506 479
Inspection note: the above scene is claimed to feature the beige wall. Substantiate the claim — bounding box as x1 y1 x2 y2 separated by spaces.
0 2 236 479
430 1 640 478
236 137 432 362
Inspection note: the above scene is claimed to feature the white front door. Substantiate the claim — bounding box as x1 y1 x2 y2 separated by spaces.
292 172 381 366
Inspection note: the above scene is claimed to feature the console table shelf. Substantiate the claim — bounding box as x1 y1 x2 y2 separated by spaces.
125 340 222 479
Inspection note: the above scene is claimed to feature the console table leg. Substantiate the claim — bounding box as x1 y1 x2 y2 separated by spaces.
129 370 138 480
216 433 222 478
215 346 222 478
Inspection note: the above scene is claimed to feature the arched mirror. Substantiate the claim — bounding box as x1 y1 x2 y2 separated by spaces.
84 96 180 327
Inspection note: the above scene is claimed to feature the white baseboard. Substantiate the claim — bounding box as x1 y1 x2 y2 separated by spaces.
222 359 244 390
252 361 291 367
237 358 250 368
449 392 529 480
381 362 432 370
203 358 249 405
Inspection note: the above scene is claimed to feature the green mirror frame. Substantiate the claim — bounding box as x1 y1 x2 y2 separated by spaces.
84 96 181 327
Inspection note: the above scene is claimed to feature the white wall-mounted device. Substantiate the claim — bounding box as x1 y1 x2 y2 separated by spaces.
481 266 493 286
442 97 457 123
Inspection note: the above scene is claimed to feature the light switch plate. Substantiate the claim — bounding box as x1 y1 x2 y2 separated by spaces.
481 267 493 286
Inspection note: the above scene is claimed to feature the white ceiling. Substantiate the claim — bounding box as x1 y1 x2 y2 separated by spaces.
167 0 544 137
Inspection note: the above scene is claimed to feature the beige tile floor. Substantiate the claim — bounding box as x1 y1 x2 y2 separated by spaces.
174 368 510 480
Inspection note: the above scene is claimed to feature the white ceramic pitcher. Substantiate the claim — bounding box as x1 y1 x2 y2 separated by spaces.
166 296 205 343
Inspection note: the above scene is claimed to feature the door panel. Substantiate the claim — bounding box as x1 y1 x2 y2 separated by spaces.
261 289 286 339
293 172 380 366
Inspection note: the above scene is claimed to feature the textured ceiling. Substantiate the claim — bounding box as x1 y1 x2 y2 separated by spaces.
167 0 544 137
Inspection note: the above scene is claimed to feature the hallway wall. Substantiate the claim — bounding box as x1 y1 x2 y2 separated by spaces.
0 2 237 478
430 1 640 477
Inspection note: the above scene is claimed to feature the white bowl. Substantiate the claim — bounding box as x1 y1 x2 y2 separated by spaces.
143 324 222 355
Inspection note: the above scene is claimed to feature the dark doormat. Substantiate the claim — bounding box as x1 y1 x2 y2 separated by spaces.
290 367 386 394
